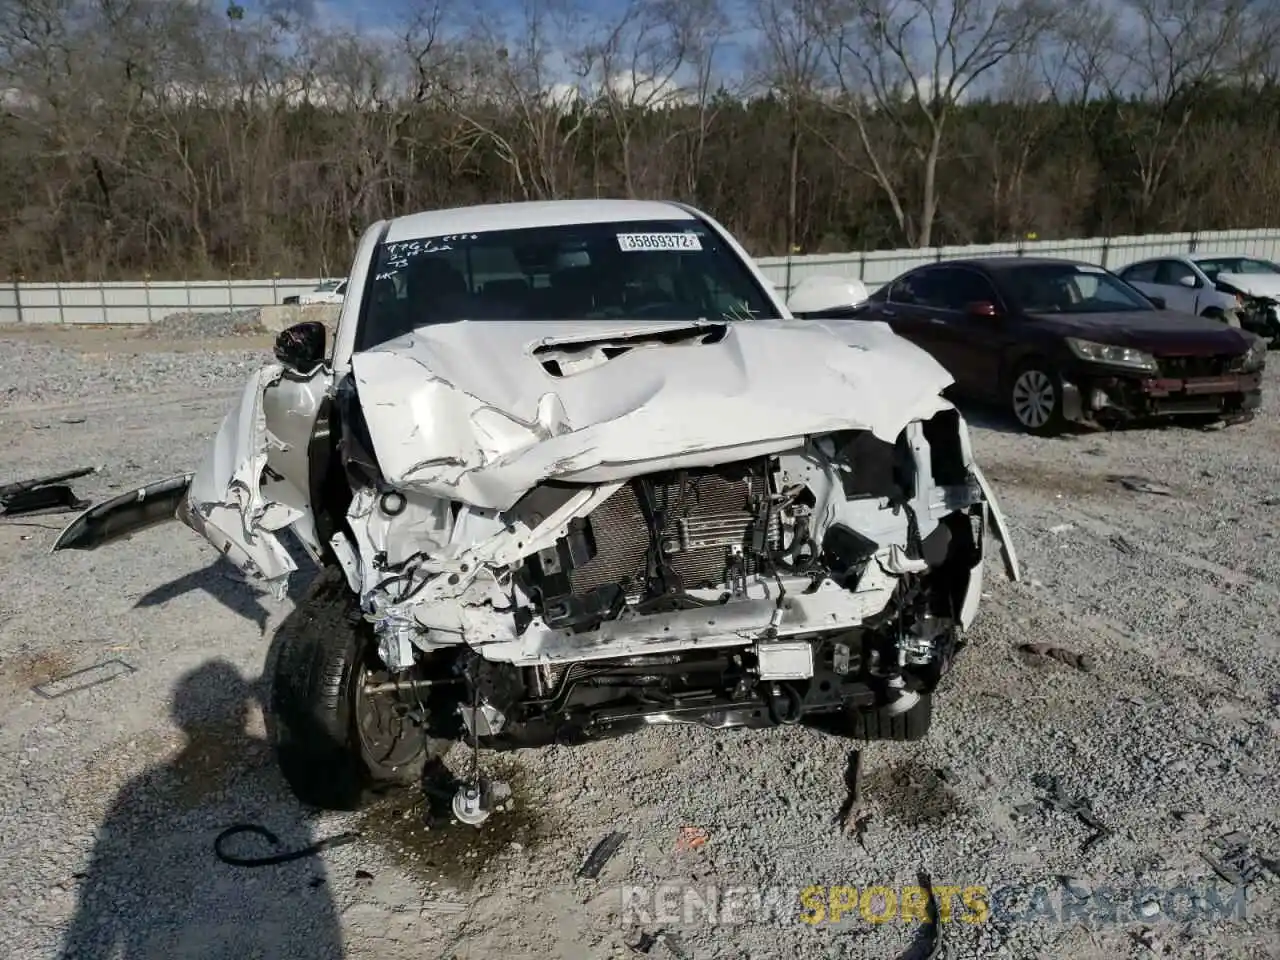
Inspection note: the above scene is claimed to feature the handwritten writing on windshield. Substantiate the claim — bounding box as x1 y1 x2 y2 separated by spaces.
385 234 480 268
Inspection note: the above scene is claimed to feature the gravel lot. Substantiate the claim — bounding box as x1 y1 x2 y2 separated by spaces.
1 321 1277 960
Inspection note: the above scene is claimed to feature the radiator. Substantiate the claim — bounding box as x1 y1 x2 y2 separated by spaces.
568 465 782 599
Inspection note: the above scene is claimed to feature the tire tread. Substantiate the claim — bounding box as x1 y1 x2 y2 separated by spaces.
846 693 933 742
269 568 381 810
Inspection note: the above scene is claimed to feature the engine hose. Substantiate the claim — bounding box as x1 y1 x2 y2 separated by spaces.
214 824 361 867
900 501 923 559
765 683 803 725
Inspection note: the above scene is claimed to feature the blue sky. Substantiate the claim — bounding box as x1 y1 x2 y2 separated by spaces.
251 0 664 34
239 0 758 77
233 0 1179 101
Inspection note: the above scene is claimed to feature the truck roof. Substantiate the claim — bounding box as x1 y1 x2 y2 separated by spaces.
383 199 695 242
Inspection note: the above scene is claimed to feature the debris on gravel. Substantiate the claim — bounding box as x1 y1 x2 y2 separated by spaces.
1 326 1278 960
1017 642 1095 672
138 307 267 340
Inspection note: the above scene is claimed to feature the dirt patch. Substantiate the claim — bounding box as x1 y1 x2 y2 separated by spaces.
0 648 75 690
69 729 180 822
357 756 553 892
982 459 1119 500
69 722 274 821
860 759 967 828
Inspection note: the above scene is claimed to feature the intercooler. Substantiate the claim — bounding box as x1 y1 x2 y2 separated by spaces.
567 465 782 599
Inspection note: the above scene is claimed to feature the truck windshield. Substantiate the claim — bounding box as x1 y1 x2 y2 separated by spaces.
356 219 775 350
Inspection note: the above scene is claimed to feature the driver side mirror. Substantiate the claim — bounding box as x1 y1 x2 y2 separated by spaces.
786 275 870 318
1177 275 1198 288
274 320 327 374
966 300 999 318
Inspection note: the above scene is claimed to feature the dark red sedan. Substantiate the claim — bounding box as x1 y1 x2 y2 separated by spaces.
843 256 1266 435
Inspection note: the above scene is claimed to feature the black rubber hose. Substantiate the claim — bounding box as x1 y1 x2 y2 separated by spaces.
214 824 361 867
764 683 803 725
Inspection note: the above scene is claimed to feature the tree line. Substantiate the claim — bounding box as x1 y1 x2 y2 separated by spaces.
1 0 1278 281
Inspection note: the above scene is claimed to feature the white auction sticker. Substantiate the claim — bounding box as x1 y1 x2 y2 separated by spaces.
617 232 703 252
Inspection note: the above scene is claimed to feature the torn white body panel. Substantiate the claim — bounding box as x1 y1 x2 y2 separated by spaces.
160 309 1017 675
178 365 321 598
477 567 901 666
259 368 330 558
349 317 955 511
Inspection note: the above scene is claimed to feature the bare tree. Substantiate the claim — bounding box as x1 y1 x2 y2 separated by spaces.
952 50 1056 242
1101 0 1266 229
5 0 1280 279
0 0 106 273
586 0 719 197
443 0 593 200
811 0 1056 247
1043 0 1122 105
665 0 733 203
749 0 825 258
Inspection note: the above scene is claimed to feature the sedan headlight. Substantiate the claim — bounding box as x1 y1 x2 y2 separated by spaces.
1065 337 1159 373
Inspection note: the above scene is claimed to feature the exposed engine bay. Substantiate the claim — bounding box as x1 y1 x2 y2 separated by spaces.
325 383 1014 748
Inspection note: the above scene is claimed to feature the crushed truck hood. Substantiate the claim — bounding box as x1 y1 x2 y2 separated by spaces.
349 317 955 511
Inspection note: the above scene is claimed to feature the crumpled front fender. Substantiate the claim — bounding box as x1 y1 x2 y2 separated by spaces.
179 365 307 597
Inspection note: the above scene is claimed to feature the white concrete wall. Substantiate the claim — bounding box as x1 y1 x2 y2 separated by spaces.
4 228 1279 325
0 278 330 325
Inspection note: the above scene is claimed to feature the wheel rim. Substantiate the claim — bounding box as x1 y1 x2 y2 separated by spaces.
1012 369 1056 428
354 666 424 770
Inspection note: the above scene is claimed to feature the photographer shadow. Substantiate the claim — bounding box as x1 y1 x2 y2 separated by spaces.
57 659 345 959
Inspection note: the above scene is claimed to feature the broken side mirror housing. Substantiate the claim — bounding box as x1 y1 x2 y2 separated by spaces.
786 275 869 318
966 300 999 318
274 320 327 373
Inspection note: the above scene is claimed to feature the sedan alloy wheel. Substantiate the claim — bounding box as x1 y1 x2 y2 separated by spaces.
1010 367 1061 434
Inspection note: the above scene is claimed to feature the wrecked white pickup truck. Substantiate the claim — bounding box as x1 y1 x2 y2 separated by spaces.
55 199 1020 812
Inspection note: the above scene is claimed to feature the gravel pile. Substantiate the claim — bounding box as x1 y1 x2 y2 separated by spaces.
138 307 267 340
1 328 1277 959
0 338 266 411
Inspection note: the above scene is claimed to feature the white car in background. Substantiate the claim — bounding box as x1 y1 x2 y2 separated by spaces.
282 278 348 306
1117 253 1280 344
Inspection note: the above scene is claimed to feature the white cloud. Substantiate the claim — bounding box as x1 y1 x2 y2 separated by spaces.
540 70 696 113
895 71 980 104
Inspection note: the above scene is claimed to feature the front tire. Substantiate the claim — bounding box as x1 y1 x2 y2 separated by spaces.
844 692 933 742
1009 362 1066 436
268 567 427 810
